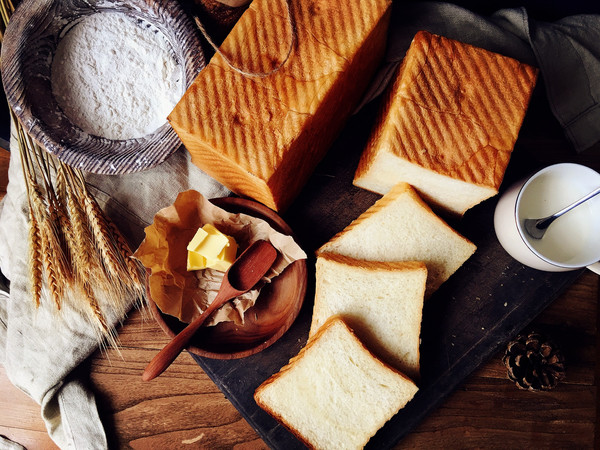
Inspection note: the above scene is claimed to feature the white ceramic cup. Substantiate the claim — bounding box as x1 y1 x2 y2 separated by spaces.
494 163 600 274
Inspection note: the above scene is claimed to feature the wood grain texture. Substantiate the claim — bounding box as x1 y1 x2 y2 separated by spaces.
1 10 599 446
398 270 598 449
1 270 594 449
89 311 268 450
0 367 57 449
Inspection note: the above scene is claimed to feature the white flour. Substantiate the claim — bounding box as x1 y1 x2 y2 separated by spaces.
51 12 184 140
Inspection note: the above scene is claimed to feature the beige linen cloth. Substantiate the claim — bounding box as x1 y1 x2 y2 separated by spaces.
0 2 599 449
0 138 229 449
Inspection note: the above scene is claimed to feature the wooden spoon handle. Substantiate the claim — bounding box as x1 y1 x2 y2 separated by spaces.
142 290 234 381
143 241 277 381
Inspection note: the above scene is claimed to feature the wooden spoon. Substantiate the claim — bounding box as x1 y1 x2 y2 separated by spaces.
142 240 278 381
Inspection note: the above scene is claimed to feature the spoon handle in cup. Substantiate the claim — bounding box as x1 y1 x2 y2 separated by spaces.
548 186 600 221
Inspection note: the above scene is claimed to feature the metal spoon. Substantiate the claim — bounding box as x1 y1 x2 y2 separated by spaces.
142 240 278 381
523 186 600 240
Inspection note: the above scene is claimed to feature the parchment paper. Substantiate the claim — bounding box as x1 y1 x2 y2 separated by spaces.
134 190 307 325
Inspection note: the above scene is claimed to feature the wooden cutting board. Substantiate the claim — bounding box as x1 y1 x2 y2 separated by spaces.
191 93 589 448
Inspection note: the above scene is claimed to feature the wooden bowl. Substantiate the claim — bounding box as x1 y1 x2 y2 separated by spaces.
148 196 308 359
1 0 204 174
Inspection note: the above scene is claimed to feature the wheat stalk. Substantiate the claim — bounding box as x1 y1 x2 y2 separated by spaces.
63 175 114 336
0 0 12 39
63 169 100 278
13 116 43 307
30 188 64 310
108 220 146 296
26 209 43 307
70 167 142 313
41 155 74 285
82 280 110 336
0 0 146 347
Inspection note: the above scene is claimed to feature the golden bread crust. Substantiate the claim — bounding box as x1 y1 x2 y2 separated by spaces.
355 30 538 190
317 252 427 274
318 182 475 256
253 316 416 448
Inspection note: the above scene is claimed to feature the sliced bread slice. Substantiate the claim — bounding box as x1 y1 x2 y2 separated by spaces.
317 182 476 296
254 316 418 450
310 253 426 380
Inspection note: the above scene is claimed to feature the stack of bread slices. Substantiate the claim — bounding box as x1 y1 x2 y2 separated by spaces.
254 30 537 449
255 182 477 449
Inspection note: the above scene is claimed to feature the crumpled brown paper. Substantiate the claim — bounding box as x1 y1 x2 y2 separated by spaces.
134 190 306 325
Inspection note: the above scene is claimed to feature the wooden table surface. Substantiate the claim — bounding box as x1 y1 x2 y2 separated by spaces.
2 8 600 442
1 252 597 449
1 1 598 449
0 138 598 449
1 262 597 450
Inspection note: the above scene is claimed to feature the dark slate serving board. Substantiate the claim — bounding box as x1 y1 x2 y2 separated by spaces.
190 93 586 448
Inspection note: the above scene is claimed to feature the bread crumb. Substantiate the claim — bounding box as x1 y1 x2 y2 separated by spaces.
182 433 205 444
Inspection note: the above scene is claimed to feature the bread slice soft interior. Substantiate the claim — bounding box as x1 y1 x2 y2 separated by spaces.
310 253 426 380
356 156 498 217
318 182 476 297
354 30 538 216
254 316 418 450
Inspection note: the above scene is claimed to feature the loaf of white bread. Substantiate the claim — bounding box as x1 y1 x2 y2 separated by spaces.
353 31 538 216
169 0 392 211
318 182 476 297
310 253 426 380
254 316 418 450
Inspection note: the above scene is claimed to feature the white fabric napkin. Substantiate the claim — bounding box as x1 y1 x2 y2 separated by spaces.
0 2 599 448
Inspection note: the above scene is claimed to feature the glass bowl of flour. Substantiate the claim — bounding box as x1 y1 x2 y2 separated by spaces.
1 0 205 174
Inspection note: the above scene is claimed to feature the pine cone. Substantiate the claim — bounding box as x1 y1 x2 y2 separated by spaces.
502 331 565 391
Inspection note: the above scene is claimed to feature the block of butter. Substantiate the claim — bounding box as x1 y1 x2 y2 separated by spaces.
187 224 238 272
168 0 392 211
